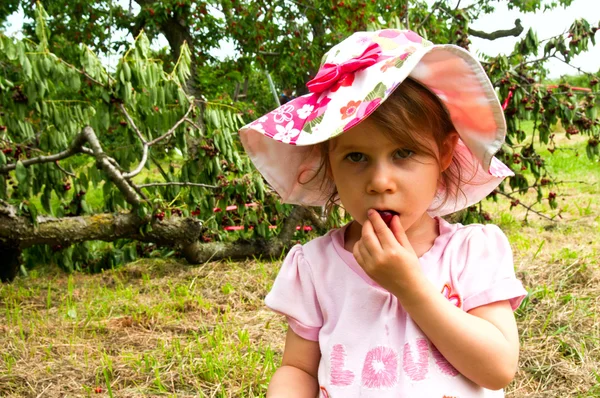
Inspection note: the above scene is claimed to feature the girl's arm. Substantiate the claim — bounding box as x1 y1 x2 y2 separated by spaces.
390 279 519 390
267 327 321 398
354 211 520 390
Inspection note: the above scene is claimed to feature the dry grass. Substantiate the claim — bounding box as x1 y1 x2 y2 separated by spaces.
1 134 599 397
0 259 287 397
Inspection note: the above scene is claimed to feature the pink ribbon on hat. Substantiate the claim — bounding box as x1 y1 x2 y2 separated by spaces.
306 42 382 93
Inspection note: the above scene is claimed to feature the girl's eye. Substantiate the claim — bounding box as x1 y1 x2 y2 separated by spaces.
346 152 366 162
394 149 414 159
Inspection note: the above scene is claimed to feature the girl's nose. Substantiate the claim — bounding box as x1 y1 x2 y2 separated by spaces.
366 162 397 194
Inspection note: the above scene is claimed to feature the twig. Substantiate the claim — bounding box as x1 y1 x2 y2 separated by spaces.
138 182 218 189
129 181 150 201
552 55 599 78
494 190 558 222
184 118 204 133
0 138 45 155
147 102 195 146
119 103 147 144
57 56 106 87
123 102 194 179
415 1 441 32
0 134 88 173
35 382 52 398
55 160 76 177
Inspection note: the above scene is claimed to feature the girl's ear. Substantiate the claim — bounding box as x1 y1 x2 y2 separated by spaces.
441 132 459 172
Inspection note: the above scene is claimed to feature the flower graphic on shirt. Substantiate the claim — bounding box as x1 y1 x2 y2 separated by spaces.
273 103 295 124
297 104 314 119
340 100 362 120
258 114 268 123
273 120 300 143
361 346 398 388
441 283 462 309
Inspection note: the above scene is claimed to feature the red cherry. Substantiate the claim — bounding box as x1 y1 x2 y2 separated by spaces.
375 210 398 227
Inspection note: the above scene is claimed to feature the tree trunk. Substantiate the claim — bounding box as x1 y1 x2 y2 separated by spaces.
0 200 326 282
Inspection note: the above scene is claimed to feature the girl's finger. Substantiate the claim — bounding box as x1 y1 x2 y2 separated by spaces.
352 241 364 266
390 215 416 255
357 239 372 268
361 218 382 256
366 209 398 249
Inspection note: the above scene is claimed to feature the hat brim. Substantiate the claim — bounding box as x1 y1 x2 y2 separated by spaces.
239 41 512 216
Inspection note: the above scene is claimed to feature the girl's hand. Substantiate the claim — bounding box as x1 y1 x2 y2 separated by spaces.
352 209 423 292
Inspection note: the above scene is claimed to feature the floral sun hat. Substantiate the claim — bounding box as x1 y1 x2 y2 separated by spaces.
238 29 514 217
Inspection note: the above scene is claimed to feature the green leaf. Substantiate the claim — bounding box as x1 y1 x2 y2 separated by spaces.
123 61 131 81
23 57 33 79
5 40 17 61
41 187 52 214
70 73 80 91
15 161 28 185
28 202 39 228
81 199 91 214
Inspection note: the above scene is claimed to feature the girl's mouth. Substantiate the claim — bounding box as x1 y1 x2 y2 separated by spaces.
375 210 399 227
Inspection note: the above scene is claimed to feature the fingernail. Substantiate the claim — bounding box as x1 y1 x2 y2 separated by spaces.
367 209 375 217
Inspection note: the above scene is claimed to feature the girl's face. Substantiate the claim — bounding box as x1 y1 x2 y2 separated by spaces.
328 118 449 234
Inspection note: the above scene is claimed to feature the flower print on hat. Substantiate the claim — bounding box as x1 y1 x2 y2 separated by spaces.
239 28 513 216
272 103 295 124
340 100 362 120
273 121 301 144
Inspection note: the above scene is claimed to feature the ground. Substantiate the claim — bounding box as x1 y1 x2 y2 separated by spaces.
1 133 599 397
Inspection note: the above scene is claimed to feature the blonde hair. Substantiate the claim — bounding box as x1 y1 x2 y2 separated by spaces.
302 77 471 217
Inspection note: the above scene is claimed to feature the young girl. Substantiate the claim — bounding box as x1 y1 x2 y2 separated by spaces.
239 29 527 397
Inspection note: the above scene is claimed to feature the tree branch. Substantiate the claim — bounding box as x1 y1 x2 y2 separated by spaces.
0 200 202 248
55 160 76 177
494 190 558 222
138 182 218 189
416 1 441 32
0 133 88 173
147 102 194 146
81 126 142 207
468 19 523 40
119 103 147 143
180 205 326 265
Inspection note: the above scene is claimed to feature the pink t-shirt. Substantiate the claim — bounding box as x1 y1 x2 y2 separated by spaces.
265 217 527 397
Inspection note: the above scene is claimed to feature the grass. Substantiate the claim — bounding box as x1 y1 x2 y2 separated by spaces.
1 132 600 397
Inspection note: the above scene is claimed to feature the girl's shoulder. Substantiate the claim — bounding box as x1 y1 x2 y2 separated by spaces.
440 217 509 244
299 225 345 253
285 226 348 270
437 218 512 261
437 218 513 267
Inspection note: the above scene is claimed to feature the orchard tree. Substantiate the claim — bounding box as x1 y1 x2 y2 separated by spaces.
1 1 599 281
0 4 329 281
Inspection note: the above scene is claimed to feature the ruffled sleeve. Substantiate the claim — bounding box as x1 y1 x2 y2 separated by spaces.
457 224 528 313
265 245 323 341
